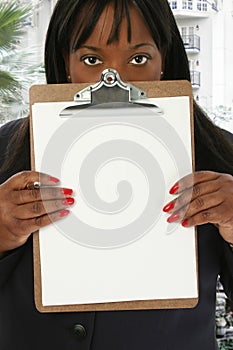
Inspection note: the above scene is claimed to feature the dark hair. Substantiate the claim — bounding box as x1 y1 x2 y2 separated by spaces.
1 0 233 176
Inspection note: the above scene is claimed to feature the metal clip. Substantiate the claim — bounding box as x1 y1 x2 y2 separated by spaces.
74 68 147 104
59 69 149 117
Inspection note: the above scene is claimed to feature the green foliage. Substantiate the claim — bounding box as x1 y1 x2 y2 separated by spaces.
0 1 30 51
218 339 233 350
0 70 18 91
0 1 45 123
206 105 232 125
0 1 31 93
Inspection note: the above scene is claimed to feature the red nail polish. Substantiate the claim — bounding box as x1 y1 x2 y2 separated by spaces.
59 209 70 217
63 198 74 205
50 176 60 183
62 188 73 196
163 201 174 213
182 219 189 227
167 212 180 223
169 182 179 195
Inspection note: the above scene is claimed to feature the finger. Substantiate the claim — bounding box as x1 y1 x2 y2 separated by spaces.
6 171 60 190
184 191 224 218
169 171 220 194
12 209 71 236
167 182 222 214
11 187 73 205
13 198 75 220
166 187 224 222
166 172 232 213
180 202 229 228
167 192 224 224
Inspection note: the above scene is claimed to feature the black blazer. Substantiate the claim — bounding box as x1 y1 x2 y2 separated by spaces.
0 119 233 350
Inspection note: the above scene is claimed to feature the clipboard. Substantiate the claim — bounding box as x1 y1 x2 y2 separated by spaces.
30 69 198 313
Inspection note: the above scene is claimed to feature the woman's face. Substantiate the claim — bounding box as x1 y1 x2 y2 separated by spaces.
65 5 163 83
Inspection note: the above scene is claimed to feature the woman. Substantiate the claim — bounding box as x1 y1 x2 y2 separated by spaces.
0 0 233 349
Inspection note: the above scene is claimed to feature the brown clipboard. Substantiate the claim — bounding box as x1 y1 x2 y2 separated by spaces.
29 80 198 313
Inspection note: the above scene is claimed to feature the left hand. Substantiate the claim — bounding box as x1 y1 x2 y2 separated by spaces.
163 171 233 244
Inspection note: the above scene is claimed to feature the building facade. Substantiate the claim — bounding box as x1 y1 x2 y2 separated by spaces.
169 0 233 116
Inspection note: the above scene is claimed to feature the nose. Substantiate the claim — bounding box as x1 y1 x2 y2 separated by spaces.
106 64 129 83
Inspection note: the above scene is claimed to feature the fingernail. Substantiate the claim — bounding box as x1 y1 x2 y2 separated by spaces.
163 201 174 213
182 219 189 227
167 213 180 223
169 182 179 195
62 188 73 196
59 209 70 217
63 198 74 205
50 176 60 183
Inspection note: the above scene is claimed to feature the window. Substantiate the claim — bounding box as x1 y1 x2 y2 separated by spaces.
189 26 194 35
181 26 194 36
182 0 193 10
197 0 207 12
182 0 187 9
181 27 187 36
188 0 193 10
181 27 200 51
169 1 178 9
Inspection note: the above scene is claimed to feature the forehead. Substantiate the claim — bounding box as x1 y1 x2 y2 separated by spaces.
93 5 153 44
71 2 155 50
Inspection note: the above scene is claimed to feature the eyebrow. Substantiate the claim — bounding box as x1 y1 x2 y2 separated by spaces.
78 43 156 51
132 43 156 49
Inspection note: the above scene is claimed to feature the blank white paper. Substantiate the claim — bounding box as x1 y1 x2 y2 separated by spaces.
32 96 198 306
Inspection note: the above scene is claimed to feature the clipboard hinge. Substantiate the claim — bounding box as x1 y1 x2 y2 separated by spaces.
74 69 147 104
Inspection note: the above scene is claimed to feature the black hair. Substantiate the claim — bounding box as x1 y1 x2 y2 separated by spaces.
1 0 233 176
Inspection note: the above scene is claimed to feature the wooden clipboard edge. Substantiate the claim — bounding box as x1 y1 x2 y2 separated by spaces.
36 294 198 313
30 80 198 313
29 80 191 102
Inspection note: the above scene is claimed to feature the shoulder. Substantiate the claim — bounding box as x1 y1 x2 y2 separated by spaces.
0 118 25 138
0 118 28 155
0 118 30 180
221 128 233 143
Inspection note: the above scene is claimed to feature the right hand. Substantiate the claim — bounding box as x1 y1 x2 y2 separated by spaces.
0 171 74 254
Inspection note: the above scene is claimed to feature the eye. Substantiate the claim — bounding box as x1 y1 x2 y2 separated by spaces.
82 56 103 66
130 55 149 65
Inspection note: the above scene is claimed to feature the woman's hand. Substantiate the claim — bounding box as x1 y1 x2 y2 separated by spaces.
163 171 233 244
0 171 74 254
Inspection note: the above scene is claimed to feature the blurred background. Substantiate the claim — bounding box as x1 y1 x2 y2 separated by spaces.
0 1 232 347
